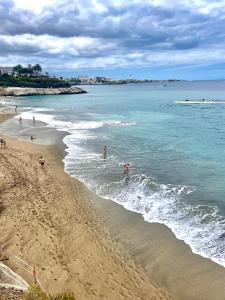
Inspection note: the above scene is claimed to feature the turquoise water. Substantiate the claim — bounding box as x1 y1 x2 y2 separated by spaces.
3 80 225 266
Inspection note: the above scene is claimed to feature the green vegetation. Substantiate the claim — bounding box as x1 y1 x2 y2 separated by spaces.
13 64 42 77
23 285 76 300
0 64 71 88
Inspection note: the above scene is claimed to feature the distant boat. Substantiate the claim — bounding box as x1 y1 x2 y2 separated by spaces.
175 99 225 104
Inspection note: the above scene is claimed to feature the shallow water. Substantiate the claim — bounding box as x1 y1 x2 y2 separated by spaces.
2 80 225 267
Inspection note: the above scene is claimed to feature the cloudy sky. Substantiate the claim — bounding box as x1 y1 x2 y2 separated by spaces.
0 0 225 79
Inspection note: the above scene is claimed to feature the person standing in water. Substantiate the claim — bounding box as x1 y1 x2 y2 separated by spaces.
19 116 22 124
103 146 107 159
123 163 130 176
33 116 35 124
125 163 130 175
123 164 127 175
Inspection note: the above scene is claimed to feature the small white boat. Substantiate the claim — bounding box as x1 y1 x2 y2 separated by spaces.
175 99 225 104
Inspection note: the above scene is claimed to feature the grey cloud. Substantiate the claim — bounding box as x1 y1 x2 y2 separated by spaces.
0 0 225 71
0 0 218 45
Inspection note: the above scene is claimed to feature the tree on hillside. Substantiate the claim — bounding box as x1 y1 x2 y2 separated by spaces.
32 64 42 76
13 64 23 75
21 67 31 77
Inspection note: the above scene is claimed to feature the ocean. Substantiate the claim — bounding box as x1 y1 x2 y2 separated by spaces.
2 80 225 267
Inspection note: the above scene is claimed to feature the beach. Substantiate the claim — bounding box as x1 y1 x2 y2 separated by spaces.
0 111 172 300
1 90 225 300
1 0 225 297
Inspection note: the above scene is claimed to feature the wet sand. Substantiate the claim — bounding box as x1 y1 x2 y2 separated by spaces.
1 111 225 300
94 196 225 300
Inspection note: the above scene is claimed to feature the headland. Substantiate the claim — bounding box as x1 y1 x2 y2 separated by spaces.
0 87 86 97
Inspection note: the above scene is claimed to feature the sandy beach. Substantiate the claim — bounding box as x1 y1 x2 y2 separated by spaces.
1 109 225 300
0 112 173 300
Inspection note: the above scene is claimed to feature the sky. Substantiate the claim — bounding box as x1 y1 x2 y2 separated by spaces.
0 0 225 79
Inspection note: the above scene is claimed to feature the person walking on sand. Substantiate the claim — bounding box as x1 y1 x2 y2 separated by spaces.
33 116 35 124
0 139 3 149
3 139 7 148
19 116 22 124
39 156 45 168
103 146 107 159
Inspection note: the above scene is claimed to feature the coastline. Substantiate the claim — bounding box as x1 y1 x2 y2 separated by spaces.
1 109 225 299
0 112 172 299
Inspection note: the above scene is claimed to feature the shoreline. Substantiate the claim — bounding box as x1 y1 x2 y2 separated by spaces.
1 108 225 299
0 111 173 299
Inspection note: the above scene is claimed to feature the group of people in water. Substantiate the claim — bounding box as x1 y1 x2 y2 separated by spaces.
18 115 35 125
17 107 37 141
16 106 45 168
15 107 129 174
103 145 130 177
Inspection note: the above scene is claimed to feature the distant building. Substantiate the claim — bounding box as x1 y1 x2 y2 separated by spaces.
96 76 106 82
78 76 91 82
0 66 13 75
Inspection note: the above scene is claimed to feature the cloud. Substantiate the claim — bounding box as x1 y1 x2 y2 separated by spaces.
0 0 225 76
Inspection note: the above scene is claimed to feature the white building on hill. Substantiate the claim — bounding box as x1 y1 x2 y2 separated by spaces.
0 67 13 75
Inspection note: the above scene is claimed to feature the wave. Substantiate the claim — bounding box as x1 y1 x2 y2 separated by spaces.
63 141 225 268
17 110 136 133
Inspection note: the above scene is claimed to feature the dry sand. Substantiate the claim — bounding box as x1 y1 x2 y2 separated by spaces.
0 115 172 300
